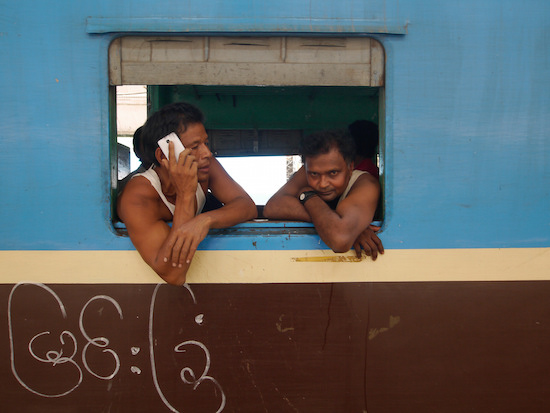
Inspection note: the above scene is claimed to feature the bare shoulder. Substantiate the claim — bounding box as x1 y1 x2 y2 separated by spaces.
344 171 380 202
117 176 163 221
335 171 380 223
354 171 380 190
290 166 307 182
281 166 308 195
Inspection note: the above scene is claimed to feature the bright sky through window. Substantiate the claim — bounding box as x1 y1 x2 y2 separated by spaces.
218 156 301 205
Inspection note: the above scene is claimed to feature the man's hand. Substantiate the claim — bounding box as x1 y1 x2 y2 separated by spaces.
161 141 198 196
353 225 384 261
159 214 212 269
154 140 205 275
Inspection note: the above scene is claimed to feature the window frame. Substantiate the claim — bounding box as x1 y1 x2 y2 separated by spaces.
110 35 385 240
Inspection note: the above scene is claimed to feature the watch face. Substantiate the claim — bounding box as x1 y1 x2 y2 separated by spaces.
299 193 306 201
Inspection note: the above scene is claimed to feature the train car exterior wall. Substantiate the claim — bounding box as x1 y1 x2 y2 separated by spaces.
1 1 549 412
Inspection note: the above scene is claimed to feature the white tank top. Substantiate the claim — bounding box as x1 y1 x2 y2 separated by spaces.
336 170 367 208
132 166 206 216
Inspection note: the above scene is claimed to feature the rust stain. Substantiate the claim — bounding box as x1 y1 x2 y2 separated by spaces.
276 314 294 333
291 256 361 262
369 316 401 340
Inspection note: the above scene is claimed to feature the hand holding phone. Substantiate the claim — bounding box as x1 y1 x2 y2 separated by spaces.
157 132 185 162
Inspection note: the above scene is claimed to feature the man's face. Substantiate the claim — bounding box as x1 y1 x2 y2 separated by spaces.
178 123 212 183
304 147 353 202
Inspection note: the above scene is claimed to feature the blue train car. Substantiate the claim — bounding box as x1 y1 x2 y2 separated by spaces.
1 1 549 412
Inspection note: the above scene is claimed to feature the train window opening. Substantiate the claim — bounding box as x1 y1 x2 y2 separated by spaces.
110 36 385 229
217 155 303 206
116 85 147 180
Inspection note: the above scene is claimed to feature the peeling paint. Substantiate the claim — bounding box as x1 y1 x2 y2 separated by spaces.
292 256 362 262
369 315 400 340
276 314 295 333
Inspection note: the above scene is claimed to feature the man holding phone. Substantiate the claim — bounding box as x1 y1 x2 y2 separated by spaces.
117 102 257 285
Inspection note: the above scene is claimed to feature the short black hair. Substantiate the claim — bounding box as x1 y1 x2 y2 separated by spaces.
348 120 379 158
300 129 356 165
135 102 205 167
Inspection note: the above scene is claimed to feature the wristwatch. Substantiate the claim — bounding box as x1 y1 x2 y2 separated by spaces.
299 190 318 205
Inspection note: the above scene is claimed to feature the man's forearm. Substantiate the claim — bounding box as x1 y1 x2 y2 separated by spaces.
264 195 311 222
303 197 357 253
202 195 257 229
172 191 196 227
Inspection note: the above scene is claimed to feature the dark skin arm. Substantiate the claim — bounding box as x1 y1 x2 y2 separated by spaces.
263 169 312 222
264 167 384 259
159 156 257 270
117 145 199 284
118 143 257 285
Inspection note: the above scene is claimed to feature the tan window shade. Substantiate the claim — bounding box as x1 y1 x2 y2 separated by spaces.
109 36 384 87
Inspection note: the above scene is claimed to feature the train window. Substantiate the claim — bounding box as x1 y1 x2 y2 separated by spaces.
116 85 147 180
110 36 385 228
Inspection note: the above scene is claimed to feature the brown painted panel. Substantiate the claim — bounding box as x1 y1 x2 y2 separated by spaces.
2 282 550 412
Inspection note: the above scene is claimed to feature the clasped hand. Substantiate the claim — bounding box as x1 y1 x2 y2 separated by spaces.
162 214 211 268
353 225 384 261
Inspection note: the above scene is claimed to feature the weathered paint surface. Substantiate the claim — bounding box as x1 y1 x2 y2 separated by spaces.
1 2 550 412
3 282 550 412
0 0 548 252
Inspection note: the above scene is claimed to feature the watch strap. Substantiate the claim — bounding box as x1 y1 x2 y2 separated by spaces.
299 190 318 205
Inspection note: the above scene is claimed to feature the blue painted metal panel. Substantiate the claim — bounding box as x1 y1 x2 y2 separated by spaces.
0 0 549 251
383 1 550 249
86 17 407 34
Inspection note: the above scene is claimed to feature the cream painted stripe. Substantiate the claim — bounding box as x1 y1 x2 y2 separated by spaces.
1 248 549 284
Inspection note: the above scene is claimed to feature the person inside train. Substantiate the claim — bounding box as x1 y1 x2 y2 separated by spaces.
348 119 379 178
117 102 257 285
263 129 384 260
117 126 146 196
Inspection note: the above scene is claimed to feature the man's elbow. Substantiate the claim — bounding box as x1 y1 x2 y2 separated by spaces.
263 201 274 218
235 196 258 221
325 235 353 254
330 244 352 254
157 268 188 286
263 197 283 219
246 201 258 220
160 275 186 286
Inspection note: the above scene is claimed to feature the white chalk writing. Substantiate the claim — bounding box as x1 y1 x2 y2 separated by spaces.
8 282 225 412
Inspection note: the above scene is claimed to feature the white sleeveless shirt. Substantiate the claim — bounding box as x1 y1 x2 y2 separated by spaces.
132 166 206 216
336 170 367 208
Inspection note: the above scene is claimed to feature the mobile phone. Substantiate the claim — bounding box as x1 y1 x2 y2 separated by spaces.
157 132 185 162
